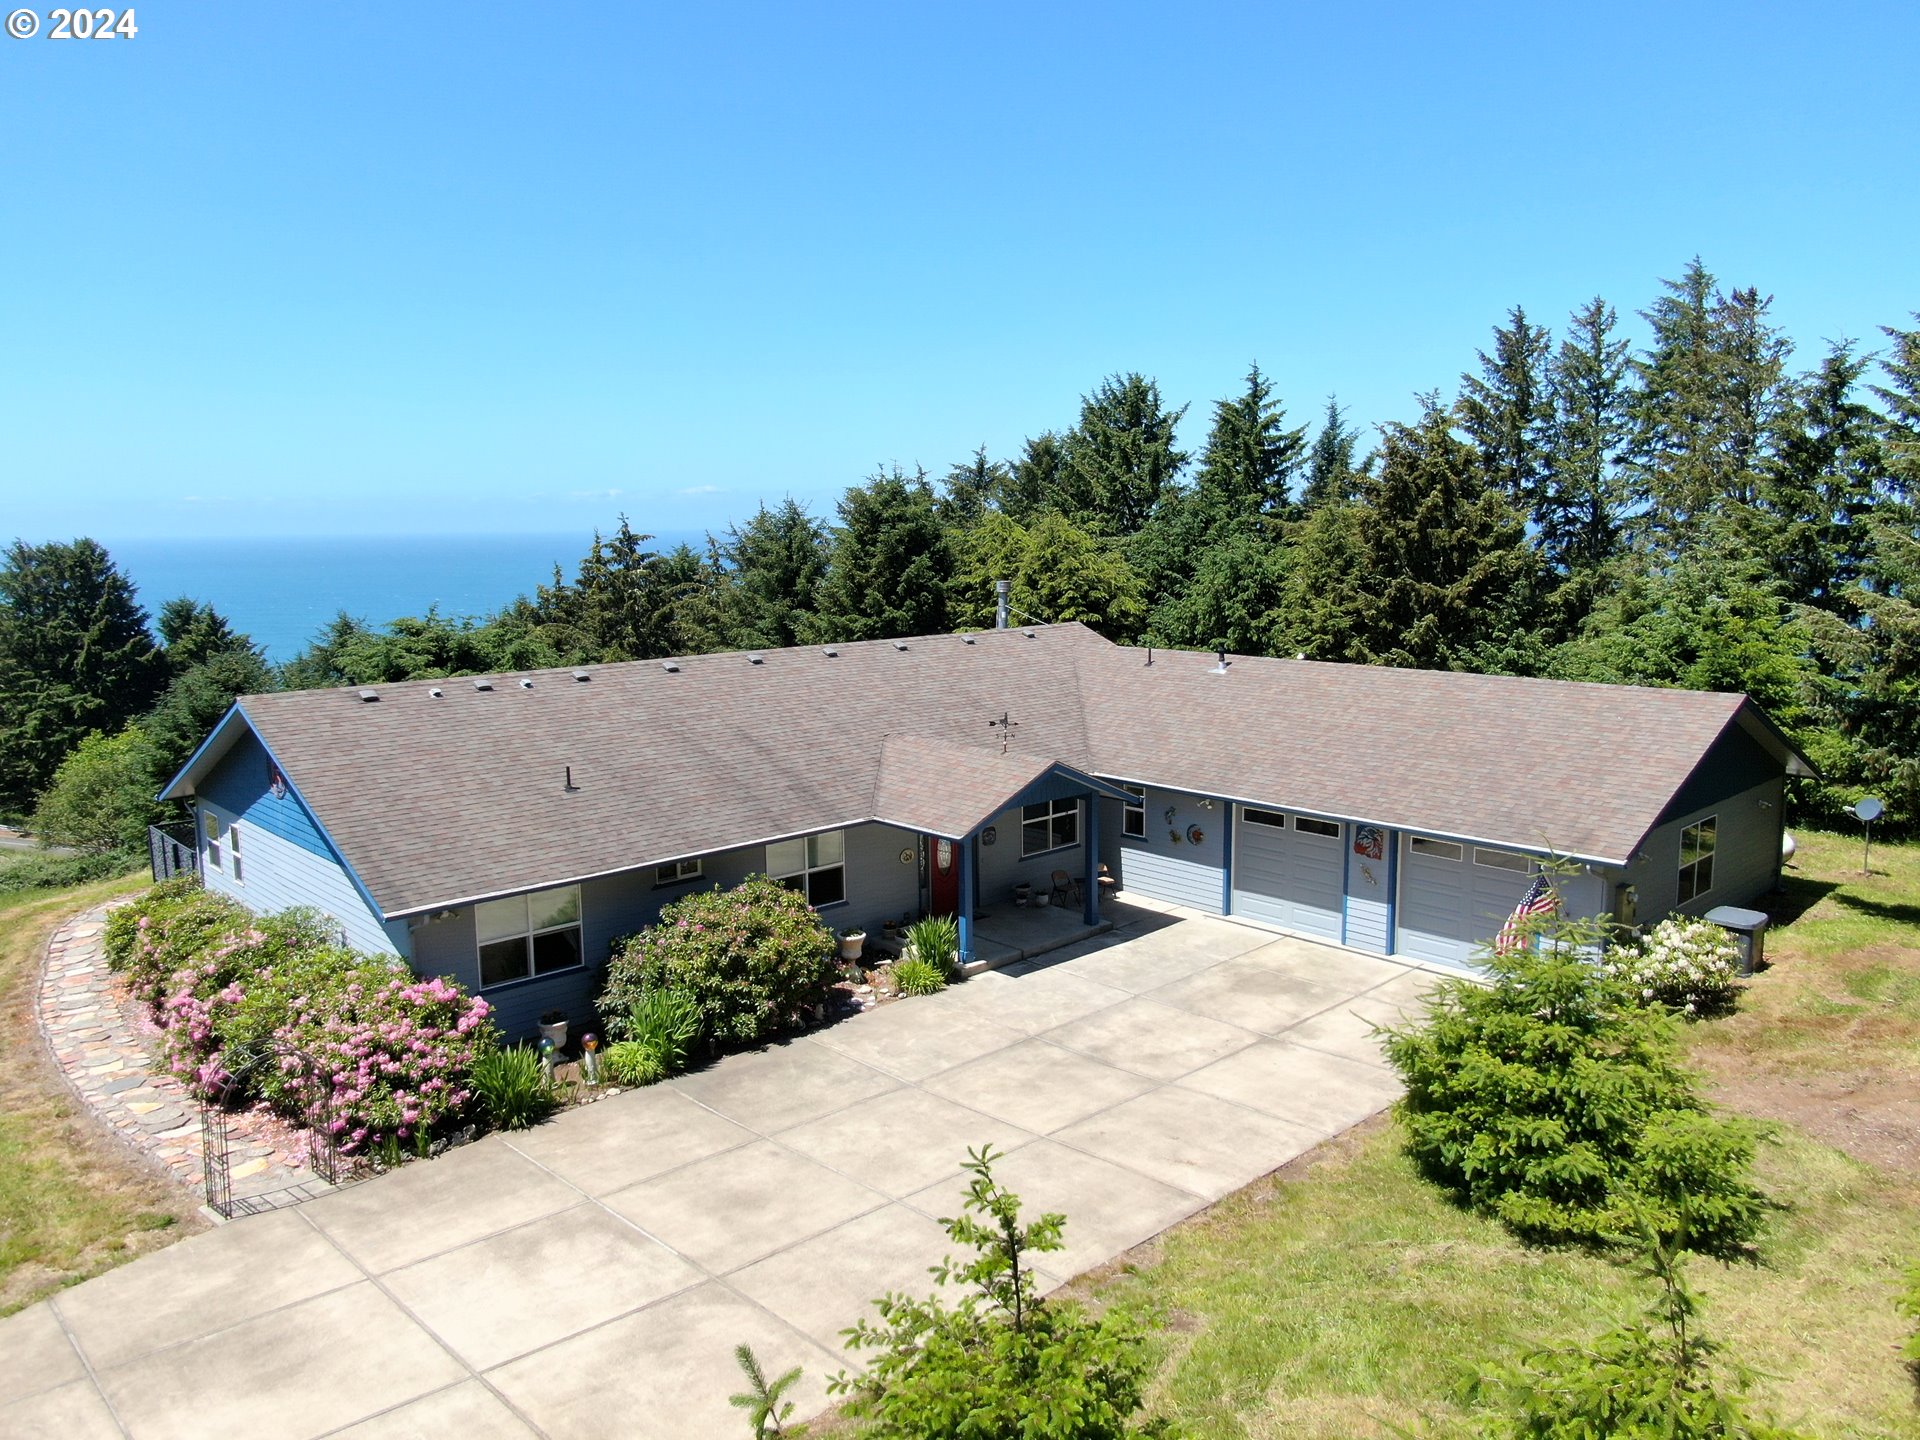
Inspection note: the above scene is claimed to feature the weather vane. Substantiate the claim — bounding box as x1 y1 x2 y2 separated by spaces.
987 710 1020 753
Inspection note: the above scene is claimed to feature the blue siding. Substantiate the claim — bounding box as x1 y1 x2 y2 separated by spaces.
199 728 332 861
1342 826 1394 954
1112 785 1226 913
976 798 1088 903
199 797 402 959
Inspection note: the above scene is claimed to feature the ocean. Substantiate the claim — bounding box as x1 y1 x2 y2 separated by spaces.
110 532 706 664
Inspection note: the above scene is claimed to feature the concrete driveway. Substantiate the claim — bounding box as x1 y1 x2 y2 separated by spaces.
0 899 1436 1440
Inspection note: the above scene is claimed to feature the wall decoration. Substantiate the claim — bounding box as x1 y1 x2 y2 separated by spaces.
899 848 916 865
1186 824 1206 845
267 763 287 800
982 825 997 846
1353 824 1384 860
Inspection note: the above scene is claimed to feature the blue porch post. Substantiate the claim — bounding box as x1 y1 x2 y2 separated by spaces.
958 831 977 962
1082 796 1100 925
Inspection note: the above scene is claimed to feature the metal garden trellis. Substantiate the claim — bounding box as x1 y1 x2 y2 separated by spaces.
197 1042 340 1219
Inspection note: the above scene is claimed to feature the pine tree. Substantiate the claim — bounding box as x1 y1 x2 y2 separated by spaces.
1191 363 1307 526
1870 313 1920 502
713 500 829 650
0 538 164 816
1273 502 1373 662
1300 396 1361 512
1544 297 1635 581
938 447 1013 528
1146 527 1287 653
1345 400 1541 671
1764 341 1884 609
155 597 258 674
806 466 953 642
1458 305 1555 517
1060 374 1188 536
1003 433 1065 523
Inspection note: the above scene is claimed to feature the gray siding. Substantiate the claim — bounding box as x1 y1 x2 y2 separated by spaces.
406 820 924 1043
1624 776 1784 922
201 799 403 960
976 800 1089 906
1112 784 1225 914
1342 827 1394 953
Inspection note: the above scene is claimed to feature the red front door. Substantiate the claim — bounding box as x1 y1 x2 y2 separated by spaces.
929 836 959 917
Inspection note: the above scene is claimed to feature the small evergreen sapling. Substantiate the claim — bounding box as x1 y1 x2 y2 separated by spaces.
730 1342 801 1438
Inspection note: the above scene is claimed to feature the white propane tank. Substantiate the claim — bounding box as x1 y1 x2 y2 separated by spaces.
1781 831 1797 863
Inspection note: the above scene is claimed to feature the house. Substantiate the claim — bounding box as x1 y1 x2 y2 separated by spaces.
158 623 1813 1037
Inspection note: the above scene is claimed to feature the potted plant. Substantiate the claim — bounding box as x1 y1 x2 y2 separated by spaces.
1012 881 1032 908
839 927 866 962
539 1010 569 1053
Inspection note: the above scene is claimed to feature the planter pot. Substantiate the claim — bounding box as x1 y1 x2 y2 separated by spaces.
538 1019 568 1053
839 932 866 962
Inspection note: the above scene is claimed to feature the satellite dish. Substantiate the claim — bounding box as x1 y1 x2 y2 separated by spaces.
1854 796 1884 823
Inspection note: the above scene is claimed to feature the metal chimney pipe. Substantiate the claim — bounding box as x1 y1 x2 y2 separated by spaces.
994 579 1011 630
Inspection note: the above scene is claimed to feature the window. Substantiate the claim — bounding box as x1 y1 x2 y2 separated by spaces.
1409 836 1463 861
1678 817 1716 903
655 858 703 886
1021 798 1079 856
202 811 224 872
767 830 847 908
1122 785 1145 839
1294 816 1341 839
228 822 243 883
475 884 583 989
1474 846 1529 872
1244 808 1287 829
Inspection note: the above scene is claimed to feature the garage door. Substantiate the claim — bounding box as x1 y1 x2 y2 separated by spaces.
1395 836 1538 967
1231 807 1345 942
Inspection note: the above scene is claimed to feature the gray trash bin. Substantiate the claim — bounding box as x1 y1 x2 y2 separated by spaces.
1703 905 1769 976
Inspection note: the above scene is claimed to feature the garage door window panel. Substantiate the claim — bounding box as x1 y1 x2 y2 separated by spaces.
1409 837 1464 861
1294 816 1340 839
1244 808 1287 829
1474 847 1530 872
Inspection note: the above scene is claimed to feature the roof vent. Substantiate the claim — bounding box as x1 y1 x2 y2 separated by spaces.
1211 649 1231 675
428 686 444 698
1021 628 1036 639
661 659 681 673
473 678 494 691
961 635 976 645
518 678 534 689
356 688 379 703
747 653 765 665
822 647 839 658
572 669 590 682
892 640 909 651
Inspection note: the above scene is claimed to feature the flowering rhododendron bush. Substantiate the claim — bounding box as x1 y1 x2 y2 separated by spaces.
601 874 836 1047
1605 917 1743 1016
104 879 495 1155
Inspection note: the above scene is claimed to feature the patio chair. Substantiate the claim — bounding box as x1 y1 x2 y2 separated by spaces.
1049 870 1081 907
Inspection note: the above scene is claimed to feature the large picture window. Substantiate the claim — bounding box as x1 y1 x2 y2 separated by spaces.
1022 797 1079 857
1122 785 1145 839
476 884 583 989
767 830 847 908
1678 817 1716 903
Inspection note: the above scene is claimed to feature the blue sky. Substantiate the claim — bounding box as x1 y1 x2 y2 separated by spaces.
4 1 1915 542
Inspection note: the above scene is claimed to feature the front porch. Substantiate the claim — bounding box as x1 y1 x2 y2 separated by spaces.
961 895 1112 975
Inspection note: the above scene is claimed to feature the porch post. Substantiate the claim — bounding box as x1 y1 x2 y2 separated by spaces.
958 830 977 962
1082 796 1100 925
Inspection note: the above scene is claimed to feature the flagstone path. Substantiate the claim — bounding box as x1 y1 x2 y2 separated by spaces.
36 906 335 1216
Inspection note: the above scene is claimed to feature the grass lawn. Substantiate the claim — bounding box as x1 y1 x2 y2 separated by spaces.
1065 829 1920 1439
0 866 204 1316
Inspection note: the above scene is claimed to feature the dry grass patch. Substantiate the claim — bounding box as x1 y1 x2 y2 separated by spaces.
0 871 204 1315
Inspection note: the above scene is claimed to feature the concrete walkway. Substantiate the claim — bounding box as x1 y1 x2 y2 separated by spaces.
0 900 1437 1440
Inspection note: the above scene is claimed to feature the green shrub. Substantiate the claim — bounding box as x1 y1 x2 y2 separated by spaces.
903 913 961 978
1382 919 1768 1256
1466 1225 1805 1438
0 847 143 894
1606 917 1744 1016
600 876 836 1049
28 726 155 853
470 1045 561 1130
831 1145 1168 1439
104 877 249 1008
624 986 702 1072
892 956 946 996
604 1040 667 1087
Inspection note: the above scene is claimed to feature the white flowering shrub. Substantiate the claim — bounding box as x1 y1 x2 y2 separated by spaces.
1603 918 1742 1017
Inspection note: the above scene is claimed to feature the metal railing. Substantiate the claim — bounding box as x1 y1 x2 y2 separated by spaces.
148 826 199 883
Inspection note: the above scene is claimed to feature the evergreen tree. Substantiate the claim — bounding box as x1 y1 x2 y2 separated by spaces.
1544 297 1635 589
1059 374 1188 535
1870 313 1920 502
155 597 257 674
1191 363 1307 525
1458 305 1555 517
532 517 688 661
806 466 953 642
938 447 1013 529
1764 341 1884 609
1343 400 1541 671
712 499 829 650
143 647 274 802
1147 527 1287 654
1300 396 1362 512
948 511 1143 639
0 538 164 816
1273 502 1373 662
1003 433 1065 523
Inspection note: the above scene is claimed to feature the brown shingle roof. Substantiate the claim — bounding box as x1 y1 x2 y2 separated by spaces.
177 624 1803 916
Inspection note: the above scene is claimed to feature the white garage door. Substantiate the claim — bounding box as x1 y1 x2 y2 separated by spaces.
1395 835 1538 967
1231 807 1346 942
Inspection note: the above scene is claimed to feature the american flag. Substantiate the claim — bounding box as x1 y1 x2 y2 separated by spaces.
1495 874 1561 953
